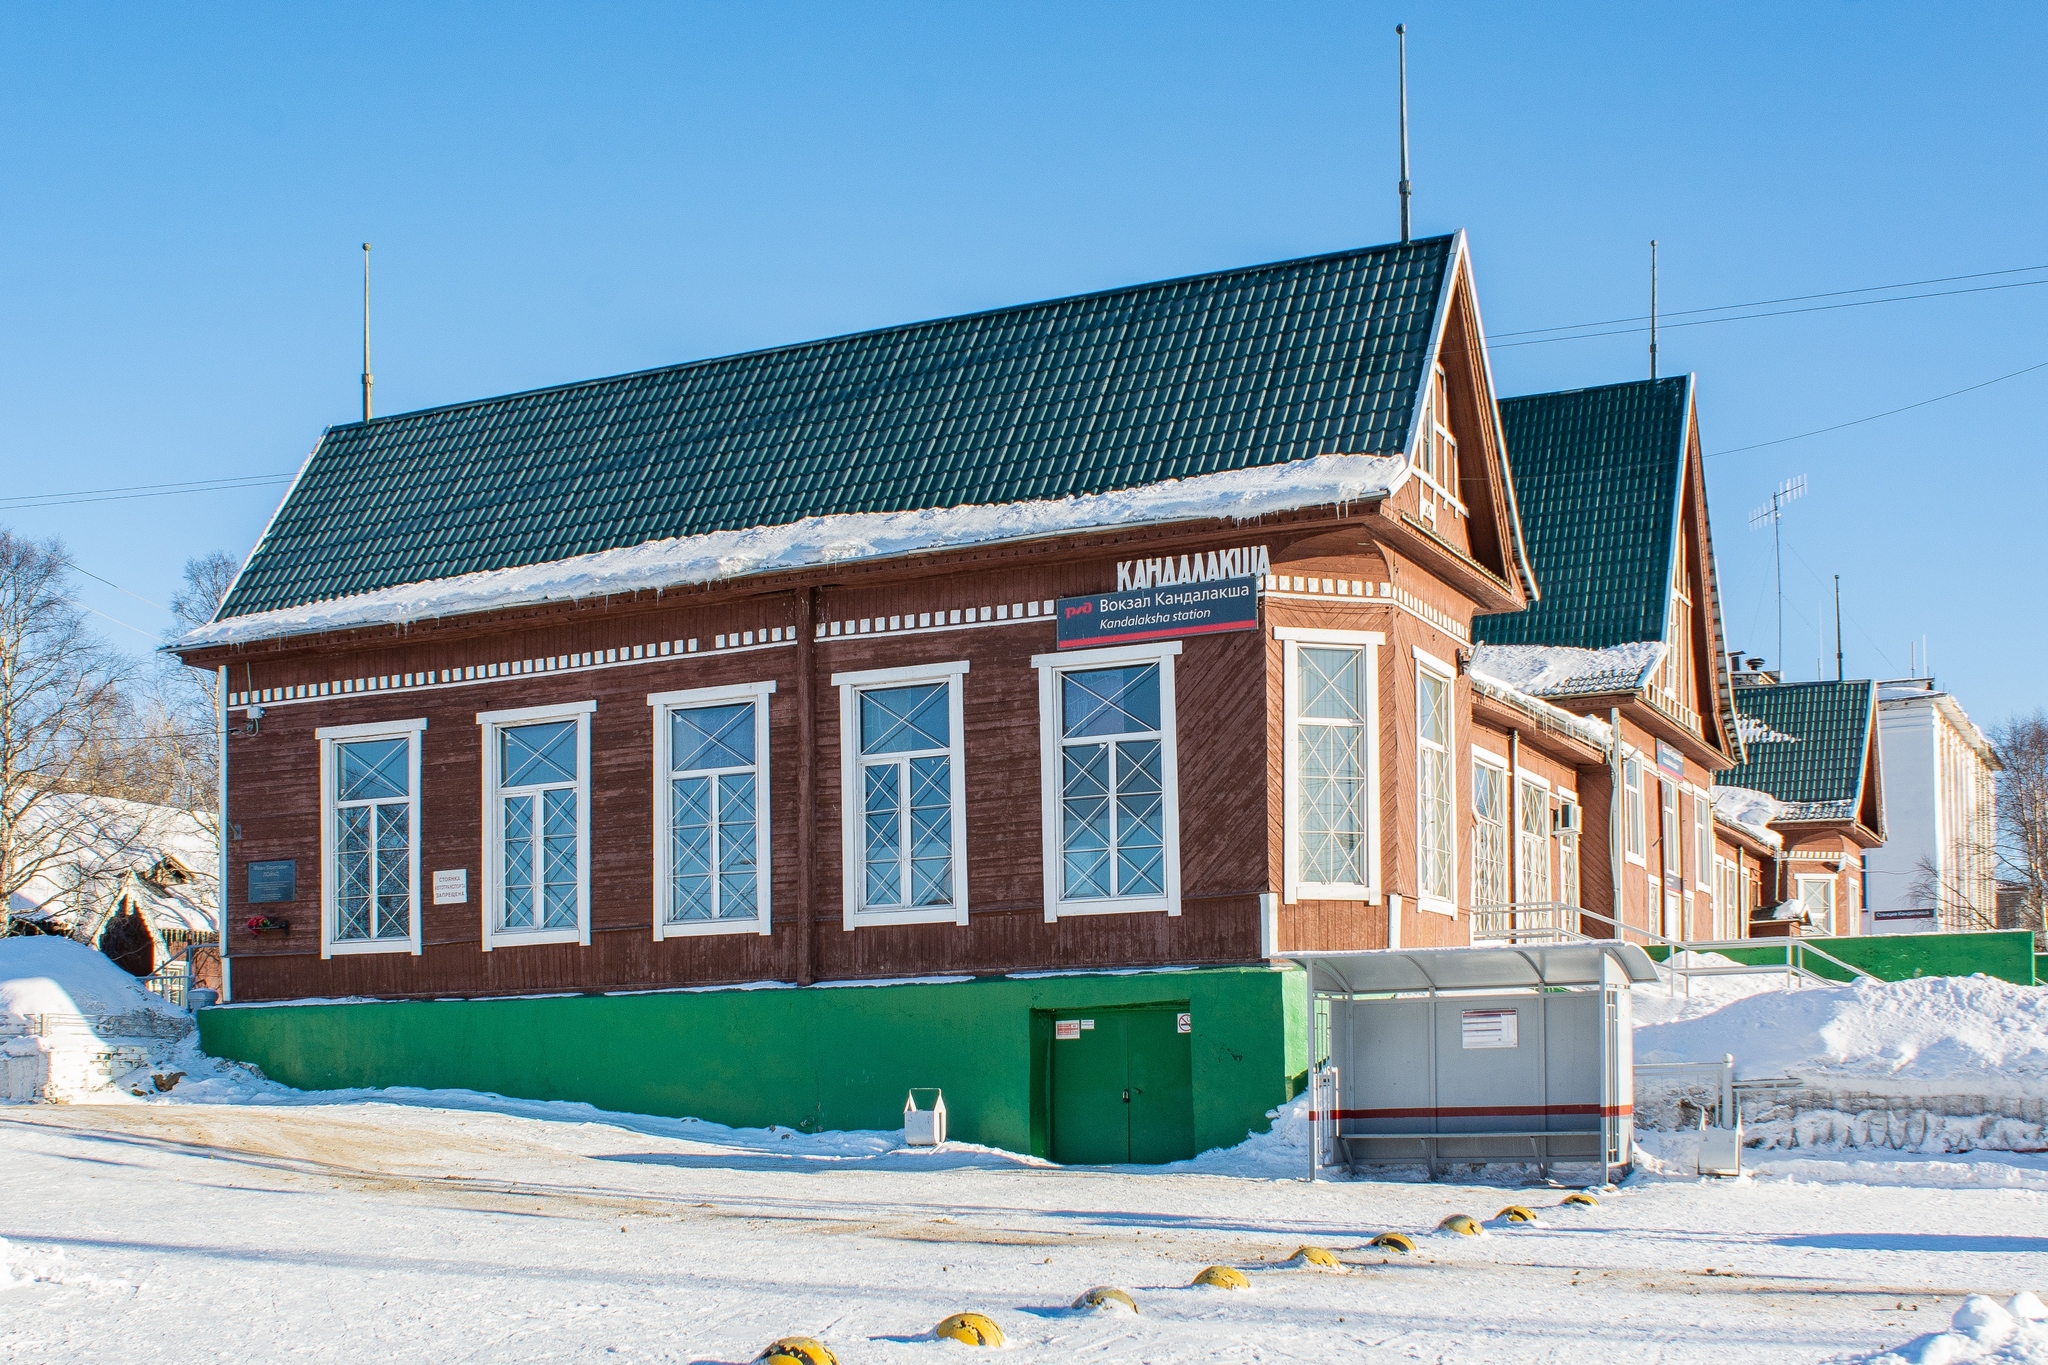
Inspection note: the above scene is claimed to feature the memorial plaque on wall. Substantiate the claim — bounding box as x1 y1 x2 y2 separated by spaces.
247 859 297 904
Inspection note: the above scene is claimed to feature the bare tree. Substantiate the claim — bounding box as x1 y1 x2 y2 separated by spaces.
0 530 157 935
1995 711 2048 945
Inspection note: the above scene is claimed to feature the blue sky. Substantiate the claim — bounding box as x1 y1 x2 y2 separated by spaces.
3 3 2043 723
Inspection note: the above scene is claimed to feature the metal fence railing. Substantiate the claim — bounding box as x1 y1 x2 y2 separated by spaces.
1469 901 1589 945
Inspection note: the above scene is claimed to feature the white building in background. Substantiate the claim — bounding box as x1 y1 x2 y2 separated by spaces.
1864 678 2000 934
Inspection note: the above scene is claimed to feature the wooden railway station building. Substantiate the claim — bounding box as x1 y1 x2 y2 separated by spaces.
180 234 1769 1157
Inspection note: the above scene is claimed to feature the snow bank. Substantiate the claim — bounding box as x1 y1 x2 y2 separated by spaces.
1168 1093 1314 1178
184 454 1409 646
0 936 188 1028
2 937 198 1102
1856 1293 2048 1364
1469 641 1665 699
1635 972 2048 1100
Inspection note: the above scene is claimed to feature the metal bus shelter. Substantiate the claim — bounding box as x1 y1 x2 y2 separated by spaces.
1285 943 1660 1185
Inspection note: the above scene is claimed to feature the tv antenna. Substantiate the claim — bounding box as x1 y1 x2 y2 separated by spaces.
1649 240 1659 380
361 242 374 422
1396 24 1411 243
1748 474 1807 673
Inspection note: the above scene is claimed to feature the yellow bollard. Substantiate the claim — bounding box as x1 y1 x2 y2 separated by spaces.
1289 1246 1343 1269
933 1313 1005 1347
1437 1214 1481 1236
1192 1265 1251 1289
1497 1205 1538 1224
1368 1232 1417 1253
757 1338 837 1365
1562 1192 1600 1207
1072 1286 1138 1313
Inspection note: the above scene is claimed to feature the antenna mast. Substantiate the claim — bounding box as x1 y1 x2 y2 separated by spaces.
1749 474 1808 674
1649 240 1659 380
1396 24 1411 243
361 243 374 423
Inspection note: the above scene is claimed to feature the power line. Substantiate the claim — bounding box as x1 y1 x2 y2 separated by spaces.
73 566 169 615
0 472 292 512
1710 358 2048 458
1489 262 2048 340
1488 277 2048 351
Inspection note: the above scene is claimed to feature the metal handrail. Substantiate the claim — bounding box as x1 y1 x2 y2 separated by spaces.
1570 905 1874 983
1469 901 1591 945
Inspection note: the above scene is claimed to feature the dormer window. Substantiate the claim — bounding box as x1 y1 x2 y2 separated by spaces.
1416 363 1458 496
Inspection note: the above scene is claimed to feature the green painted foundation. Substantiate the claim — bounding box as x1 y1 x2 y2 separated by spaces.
198 966 1308 1159
1647 930 2038 986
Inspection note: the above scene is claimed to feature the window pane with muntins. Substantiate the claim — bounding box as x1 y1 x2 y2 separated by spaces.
861 683 948 755
502 720 577 788
858 683 955 912
541 788 578 928
672 703 753 772
338 738 408 802
334 736 411 943
1060 664 1165 903
1298 647 1366 888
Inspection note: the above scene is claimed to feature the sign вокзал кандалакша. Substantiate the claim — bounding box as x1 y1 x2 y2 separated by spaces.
1056 577 1257 649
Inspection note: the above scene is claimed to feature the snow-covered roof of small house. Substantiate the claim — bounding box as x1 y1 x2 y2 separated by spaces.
6 795 217 936
186 233 1531 648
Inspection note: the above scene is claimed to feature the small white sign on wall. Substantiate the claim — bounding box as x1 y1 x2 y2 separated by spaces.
432 869 469 905
1055 1020 1081 1041
1461 1008 1519 1049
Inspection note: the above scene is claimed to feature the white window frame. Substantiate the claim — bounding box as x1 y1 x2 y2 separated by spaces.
649 681 775 940
478 700 595 951
1796 873 1838 935
1623 752 1647 866
1277 628 1383 905
1692 787 1714 891
1713 855 1736 942
1033 641 1183 920
1516 771 1554 906
1413 646 1458 916
316 718 426 959
835 661 970 929
1469 747 1510 912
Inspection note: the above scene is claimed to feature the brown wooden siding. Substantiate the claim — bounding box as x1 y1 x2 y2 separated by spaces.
214 504 1537 1001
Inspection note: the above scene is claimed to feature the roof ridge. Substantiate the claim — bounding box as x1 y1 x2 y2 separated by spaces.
331 235 1461 435
1499 373 1691 406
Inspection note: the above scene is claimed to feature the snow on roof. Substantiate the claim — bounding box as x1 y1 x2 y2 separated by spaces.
7 795 217 934
1468 640 1665 700
180 454 1409 649
1737 713 1800 746
1466 669 1614 750
1710 784 1785 850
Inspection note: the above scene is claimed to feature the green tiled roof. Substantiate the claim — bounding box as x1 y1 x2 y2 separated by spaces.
1723 679 1877 819
1472 377 1691 649
221 236 1459 619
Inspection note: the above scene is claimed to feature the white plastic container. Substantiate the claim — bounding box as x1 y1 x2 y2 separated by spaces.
904 1088 947 1146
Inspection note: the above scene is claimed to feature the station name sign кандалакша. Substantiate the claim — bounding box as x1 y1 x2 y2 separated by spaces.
1055 544 1268 649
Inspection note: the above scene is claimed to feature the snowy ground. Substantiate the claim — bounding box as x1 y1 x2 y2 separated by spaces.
4 1091 2047 1364
6 938 2047 1363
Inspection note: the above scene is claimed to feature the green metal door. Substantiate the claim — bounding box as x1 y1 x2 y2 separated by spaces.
1049 1007 1194 1164
1126 1007 1196 1163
